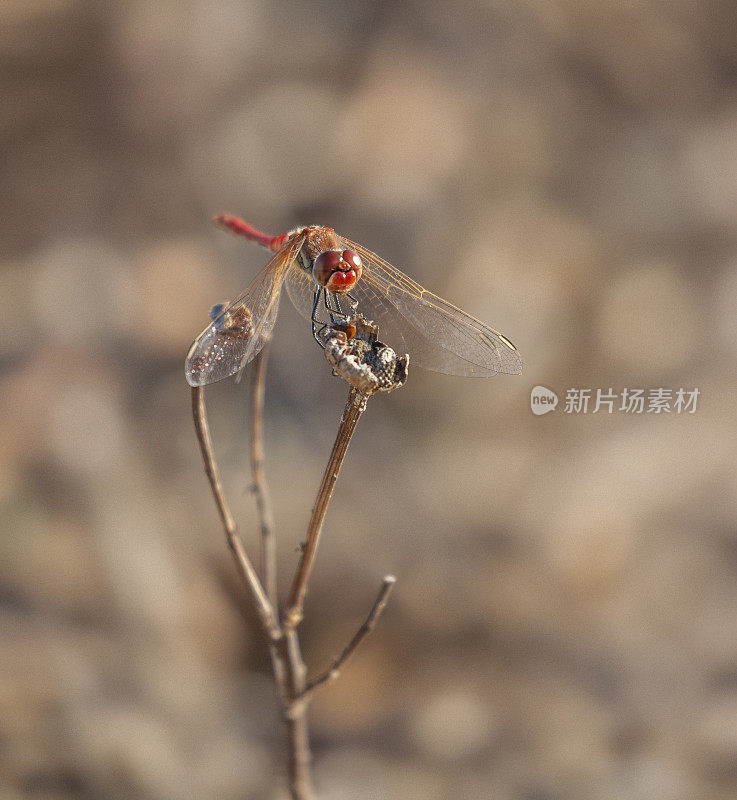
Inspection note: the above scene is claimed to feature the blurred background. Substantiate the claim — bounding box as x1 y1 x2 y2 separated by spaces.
2 1 737 798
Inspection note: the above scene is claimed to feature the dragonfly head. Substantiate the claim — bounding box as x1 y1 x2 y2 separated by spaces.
312 248 363 294
300 227 363 294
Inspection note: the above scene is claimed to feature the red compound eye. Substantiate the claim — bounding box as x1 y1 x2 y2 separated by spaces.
342 250 362 270
313 249 363 292
313 250 342 286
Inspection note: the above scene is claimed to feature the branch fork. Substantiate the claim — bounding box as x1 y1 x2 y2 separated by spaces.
191 316 407 800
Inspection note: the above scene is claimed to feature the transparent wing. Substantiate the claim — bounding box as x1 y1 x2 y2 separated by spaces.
335 235 522 377
185 233 305 386
284 258 460 371
284 236 522 377
285 261 317 321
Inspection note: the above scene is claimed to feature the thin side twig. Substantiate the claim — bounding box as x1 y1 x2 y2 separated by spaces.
249 345 286 688
284 388 369 629
250 346 277 605
247 349 313 800
302 575 396 700
191 386 281 643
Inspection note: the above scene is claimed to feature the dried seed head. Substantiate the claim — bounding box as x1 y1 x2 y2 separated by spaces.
323 314 409 394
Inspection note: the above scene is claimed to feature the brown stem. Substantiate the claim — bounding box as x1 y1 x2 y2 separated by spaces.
285 388 369 629
250 347 277 605
302 575 396 700
247 351 312 799
191 386 281 642
194 372 384 800
280 629 312 799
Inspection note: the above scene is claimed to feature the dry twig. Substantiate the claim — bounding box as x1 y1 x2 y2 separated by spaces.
250 346 277 605
302 575 396 699
285 318 408 630
191 385 280 643
284 387 369 630
191 315 407 800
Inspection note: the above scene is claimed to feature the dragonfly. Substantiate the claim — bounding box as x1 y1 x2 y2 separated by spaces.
185 215 522 386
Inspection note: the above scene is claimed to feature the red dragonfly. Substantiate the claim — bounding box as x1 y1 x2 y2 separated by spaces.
185 216 522 386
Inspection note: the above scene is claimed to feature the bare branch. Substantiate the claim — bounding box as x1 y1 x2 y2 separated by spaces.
250 346 277 605
284 388 369 629
248 345 289 694
276 627 313 799
191 312 408 800
247 352 313 799
191 386 281 643
302 575 396 699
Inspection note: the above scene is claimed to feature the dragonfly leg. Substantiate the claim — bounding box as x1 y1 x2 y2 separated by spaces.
312 288 322 341
324 290 349 321
311 287 322 325
311 287 328 349
313 323 328 349
311 288 353 349
323 289 337 324
346 291 359 311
